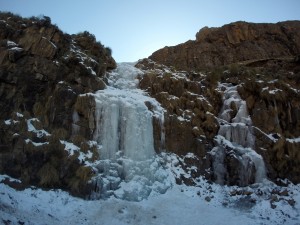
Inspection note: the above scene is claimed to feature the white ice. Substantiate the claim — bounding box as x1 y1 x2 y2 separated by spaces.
1 172 299 225
212 83 266 185
90 63 166 200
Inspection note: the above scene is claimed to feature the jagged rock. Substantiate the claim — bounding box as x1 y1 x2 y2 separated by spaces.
136 59 221 178
0 12 116 197
149 21 300 71
237 60 300 183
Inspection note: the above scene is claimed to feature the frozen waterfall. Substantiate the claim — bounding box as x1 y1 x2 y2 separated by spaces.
93 63 165 160
90 63 169 200
211 83 266 186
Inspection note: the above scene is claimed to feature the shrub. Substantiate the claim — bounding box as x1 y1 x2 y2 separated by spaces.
38 162 59 187
33 102 45 117
67 166 93 193
51 128 69 140
207 68 222 85
71 134 86 146
105 47 112 56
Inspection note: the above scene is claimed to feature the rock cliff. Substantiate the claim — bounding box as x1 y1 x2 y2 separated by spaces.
0 12 116 197
1 13 300 199
139 21 300 185
149 21 300 71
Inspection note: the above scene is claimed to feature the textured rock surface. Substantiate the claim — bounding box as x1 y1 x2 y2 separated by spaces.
0 13 116 197
1 13 300 198
149 21 300 71
237 59 300 183
136 59 222 181
137 56 300 185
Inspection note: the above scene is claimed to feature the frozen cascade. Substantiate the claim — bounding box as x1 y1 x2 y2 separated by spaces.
211 83 266 186
90 63 170 201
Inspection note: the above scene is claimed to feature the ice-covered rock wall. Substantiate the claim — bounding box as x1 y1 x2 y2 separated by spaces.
90 63 169 200
93 63 165 160
211 84 266 186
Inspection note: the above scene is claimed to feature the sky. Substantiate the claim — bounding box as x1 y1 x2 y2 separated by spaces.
1 0 300 62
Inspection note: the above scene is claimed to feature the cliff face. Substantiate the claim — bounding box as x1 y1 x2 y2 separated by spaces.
1 14 300 199
139 21 300 185
137 57 300 185
0 13 116 197
149 21 300 71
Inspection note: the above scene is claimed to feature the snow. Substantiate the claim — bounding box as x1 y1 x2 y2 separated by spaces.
59 140 94 165
16 112 24 118
7 40 18 47
8 47 23 52
286 137 300 143
1 173 299 225
27 118 50 138
4 119 19 125
42 36 57 49
25 139 49 146
68 41 98 76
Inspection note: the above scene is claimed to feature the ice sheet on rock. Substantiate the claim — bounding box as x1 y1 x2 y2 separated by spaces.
211 83 266 185
93 63 165 161
90 155 172 201
107 62 143 89
90 62 167 200
93 88 159 160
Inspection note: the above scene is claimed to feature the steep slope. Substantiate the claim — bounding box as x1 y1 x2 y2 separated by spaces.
0 12 116 197
149 21 300 71
138 21 300 185
1 14 300 202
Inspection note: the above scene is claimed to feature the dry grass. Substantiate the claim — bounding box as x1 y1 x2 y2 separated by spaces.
38 163 59 187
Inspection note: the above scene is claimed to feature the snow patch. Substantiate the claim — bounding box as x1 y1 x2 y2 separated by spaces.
25 139 49 147
286 137 300 143
27 118 50 138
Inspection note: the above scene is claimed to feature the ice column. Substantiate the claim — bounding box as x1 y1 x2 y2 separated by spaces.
212 83 266 185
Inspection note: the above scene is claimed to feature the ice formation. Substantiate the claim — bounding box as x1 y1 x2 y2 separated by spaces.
211 84 266 185
90 63 169 200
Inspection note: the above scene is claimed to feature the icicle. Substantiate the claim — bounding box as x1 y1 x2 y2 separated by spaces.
90 63 170 201
72 111 80 135
211 83 267 186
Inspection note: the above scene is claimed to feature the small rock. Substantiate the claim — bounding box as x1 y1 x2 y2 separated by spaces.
205 196 211 202
279 190 289 196
287 199 296 207
270 202 277 209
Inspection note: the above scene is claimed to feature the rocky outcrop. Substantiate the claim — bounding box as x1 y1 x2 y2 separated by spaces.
145 20 300 185
136 59 222 180
237 58 300 183
0 13 116 197
149 21 300 71
137 55 300 185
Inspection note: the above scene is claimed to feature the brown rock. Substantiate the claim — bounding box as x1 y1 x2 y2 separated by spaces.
0 12 116 198
150 21 300 71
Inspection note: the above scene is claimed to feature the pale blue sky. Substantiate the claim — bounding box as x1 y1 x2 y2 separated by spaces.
1 0 300 62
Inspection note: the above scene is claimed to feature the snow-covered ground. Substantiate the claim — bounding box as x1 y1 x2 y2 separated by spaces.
1 174 300 225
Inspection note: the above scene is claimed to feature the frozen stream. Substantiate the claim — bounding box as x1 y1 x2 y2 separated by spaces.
211 83 267 186
90 63 169 201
